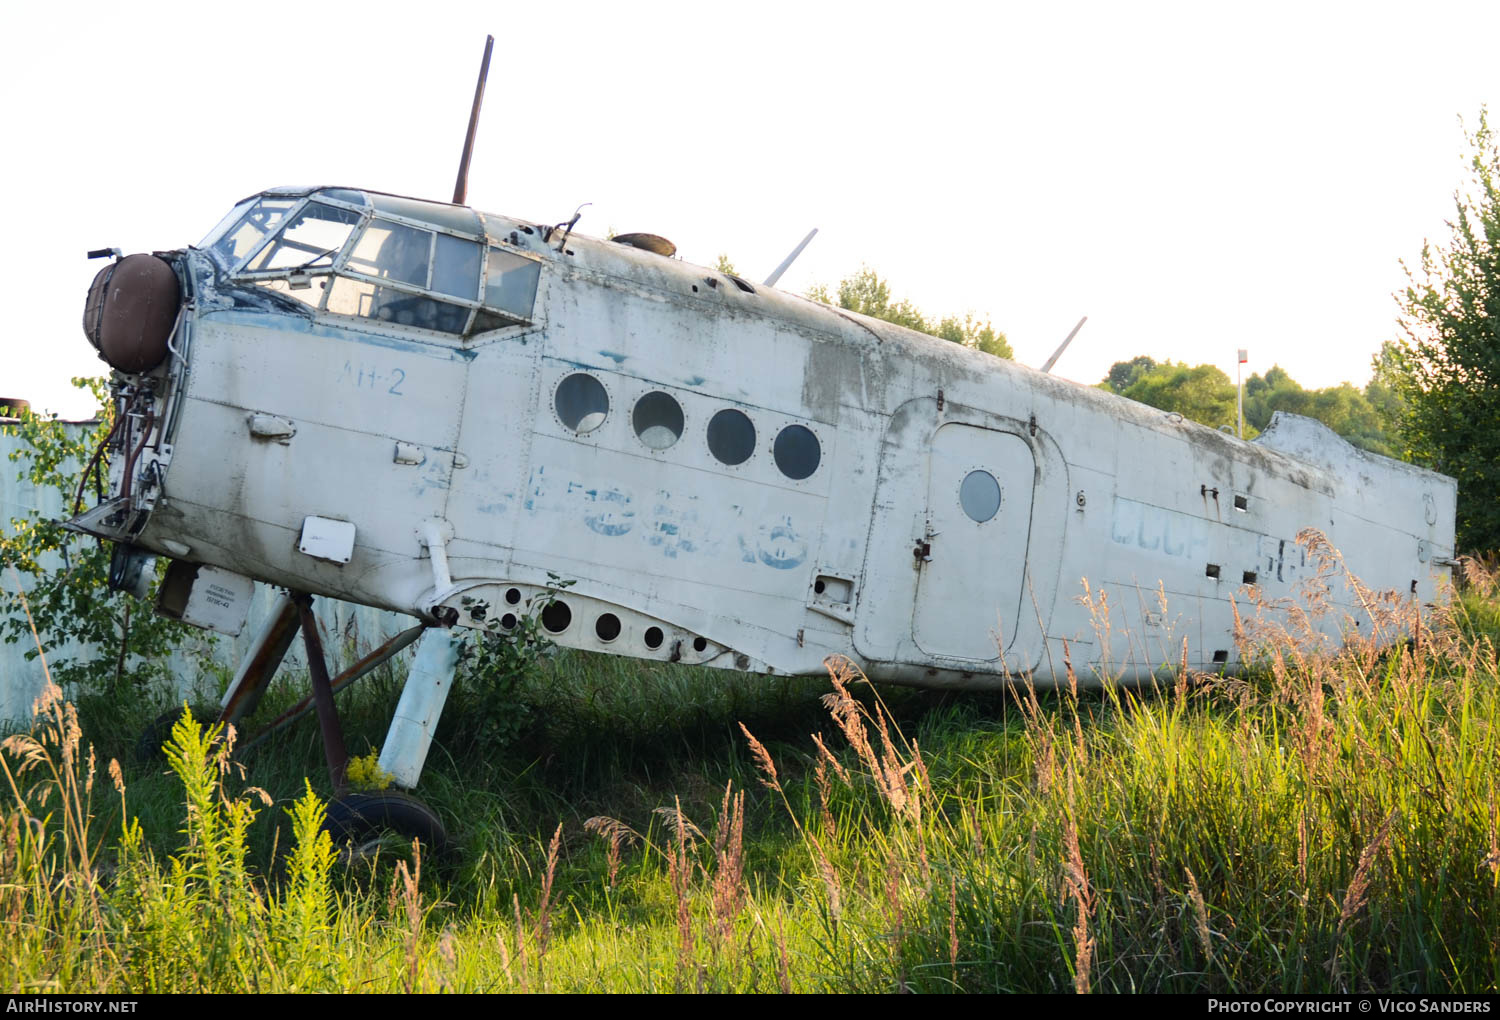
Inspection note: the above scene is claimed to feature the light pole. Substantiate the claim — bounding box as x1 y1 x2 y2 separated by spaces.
1237 348 1248 439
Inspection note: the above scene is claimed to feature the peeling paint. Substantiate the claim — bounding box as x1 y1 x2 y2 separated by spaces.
755 519 806 570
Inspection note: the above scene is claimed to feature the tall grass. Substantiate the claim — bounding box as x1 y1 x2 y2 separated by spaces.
2 552 1498 991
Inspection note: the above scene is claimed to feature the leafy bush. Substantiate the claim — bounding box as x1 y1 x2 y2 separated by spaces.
0 378 186 695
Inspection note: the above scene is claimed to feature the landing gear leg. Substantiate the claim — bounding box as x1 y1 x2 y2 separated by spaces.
289 598 455 855
217 592 299 728
137 592 300 761
294 592 349 793
376 628 461 789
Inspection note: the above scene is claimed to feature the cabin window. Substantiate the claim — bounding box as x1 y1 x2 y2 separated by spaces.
959 470 1001 523
199 198 254 250
346 219 432 287
555 373 609 433
208 197 297 269
430 234 482 300
541 600 573 633
254 278 323 310
633 391 684 450
773 424 821 480
325 278 468 334
707 409 756 466
244 202 361 272
484 247 542 322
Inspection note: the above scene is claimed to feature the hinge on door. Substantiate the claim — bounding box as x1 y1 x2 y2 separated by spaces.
1028 413 1037 437
936 388 944 412
912 539 932 563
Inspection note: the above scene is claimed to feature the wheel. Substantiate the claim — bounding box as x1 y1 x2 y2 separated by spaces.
323 790 448 861
134 706 220 762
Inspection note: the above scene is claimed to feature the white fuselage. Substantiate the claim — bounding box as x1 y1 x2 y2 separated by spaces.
108 188 1455 688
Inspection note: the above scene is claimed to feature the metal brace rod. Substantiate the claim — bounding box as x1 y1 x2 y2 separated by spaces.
295 593 349 793
217 593 300 727
237 622 427 756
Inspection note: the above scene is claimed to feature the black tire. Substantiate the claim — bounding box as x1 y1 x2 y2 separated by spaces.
134 707 219 763
323 790 448 858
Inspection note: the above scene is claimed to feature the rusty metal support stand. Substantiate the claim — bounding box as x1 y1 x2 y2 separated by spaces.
294 593 349 794
216 592 300 727
237 623 426 756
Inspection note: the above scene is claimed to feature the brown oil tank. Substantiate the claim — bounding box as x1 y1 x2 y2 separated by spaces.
82 254 181 373
0 397 30 419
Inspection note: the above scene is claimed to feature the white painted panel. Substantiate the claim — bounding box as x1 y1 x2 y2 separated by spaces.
178 566 255 636
299 516 356 564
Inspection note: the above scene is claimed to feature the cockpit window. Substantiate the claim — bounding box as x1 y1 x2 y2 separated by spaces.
198 199 253 251
244 202 361 273
207 198 298 269
431 235 481 300
325 278 469 334
483 247 541 322
346 219 432 288
220 197 540 338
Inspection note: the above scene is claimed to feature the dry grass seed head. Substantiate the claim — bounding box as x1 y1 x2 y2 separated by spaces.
811 733 849 785
1337 809 1398 935
738 723 782 794
652 806 703 848
1062 811 1095 994
710 786 746 945
536 822 563 956
584 815 636 888
1185 867 1214 961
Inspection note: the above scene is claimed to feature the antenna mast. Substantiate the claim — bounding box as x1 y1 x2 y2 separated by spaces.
452 35 495 205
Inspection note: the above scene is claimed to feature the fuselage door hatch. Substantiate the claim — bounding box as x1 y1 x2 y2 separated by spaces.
912 423 1035 661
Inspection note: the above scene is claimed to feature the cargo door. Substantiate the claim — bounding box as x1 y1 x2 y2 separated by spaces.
912 423 1035 661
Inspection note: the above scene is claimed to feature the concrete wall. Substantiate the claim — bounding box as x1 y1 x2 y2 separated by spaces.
1 425 416 724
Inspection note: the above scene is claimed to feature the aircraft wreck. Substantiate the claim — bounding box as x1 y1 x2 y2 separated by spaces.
68 181 1457 844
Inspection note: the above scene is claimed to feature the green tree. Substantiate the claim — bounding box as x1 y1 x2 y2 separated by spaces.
1100 358 1396 455
807 266 1013 359
1389 110 1500 552
0 378 183 694
1365 340 1407 446
1241 365 1394 456
1102 356 1158 393
1115 361 1239 431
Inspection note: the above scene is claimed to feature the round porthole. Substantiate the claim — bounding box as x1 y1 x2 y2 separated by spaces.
554 373 609 434
773 424 820 480
541 599 573 633
959 470 1001 523
632 391 684 450
707 409 756 466
595 613 622 642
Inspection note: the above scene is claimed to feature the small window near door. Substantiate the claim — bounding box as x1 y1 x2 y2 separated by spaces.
959 470 1001 523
